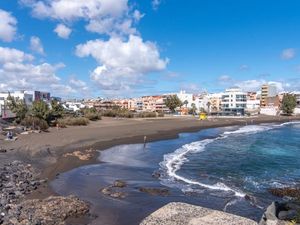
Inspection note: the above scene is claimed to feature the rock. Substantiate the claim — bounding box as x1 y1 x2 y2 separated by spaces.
259 202 278 224
140 202 257 225
269 187 300 199
286 202 300 211
152 171 161 179
139 187 170 196
101 187 112 195
113 180 127 188
0 149 7 153
2 196 89 225
100 187 127 199
278 210 297 220
110 192 127 199
0 161 45 224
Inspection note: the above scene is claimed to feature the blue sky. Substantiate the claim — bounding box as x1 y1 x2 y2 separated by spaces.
0 0 300 98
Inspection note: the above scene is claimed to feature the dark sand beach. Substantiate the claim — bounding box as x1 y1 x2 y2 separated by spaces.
1 115 300 224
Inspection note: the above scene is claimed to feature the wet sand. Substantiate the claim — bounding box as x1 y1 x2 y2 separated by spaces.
0 115 300 224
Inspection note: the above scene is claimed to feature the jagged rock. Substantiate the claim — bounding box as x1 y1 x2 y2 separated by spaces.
113 180 127 188
139 187 170 196
278 210 297 220
269 188 300 199
3 195 89 225
100 186 127 199
152 171 161 179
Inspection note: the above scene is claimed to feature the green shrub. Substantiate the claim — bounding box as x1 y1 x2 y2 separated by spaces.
157 112 165 117
21 116 49 131
136 112 157 118
57 117 89 126
84 112 102 121
81 108 101 121
101 109 134 118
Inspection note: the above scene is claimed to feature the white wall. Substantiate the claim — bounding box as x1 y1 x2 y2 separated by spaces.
246 100 260 110
294 108 300 115
177 90 194 108
260 107 278 116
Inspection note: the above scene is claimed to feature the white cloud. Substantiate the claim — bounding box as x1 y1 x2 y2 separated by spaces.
152 0 161 10
69 77 89 94
0 46 78 97
30 36 45 55
54 24 72 39
0 46 34 63
0 9 17 42
235 79 286 92
218 75 232 82
217 74 295 92
20 0 140 37
76 35 168 92
281 48 296 60
180 83 202 93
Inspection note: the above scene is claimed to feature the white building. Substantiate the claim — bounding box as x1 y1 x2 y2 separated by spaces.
176 90 194 108
0 91 34 117
63 101 86 112
291 91 300 115
221 87 247 115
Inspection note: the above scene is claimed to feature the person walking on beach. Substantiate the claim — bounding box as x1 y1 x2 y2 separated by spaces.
143 136 147 148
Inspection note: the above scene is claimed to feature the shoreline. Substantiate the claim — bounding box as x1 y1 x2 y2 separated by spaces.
2 115 300 224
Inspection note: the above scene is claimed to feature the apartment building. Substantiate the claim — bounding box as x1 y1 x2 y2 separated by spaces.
208 93 222 112
260 84 278 106
246 92 260 110
221 87 247 115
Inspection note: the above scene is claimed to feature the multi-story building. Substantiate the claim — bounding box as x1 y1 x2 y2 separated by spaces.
208 93 222 112
221 87 247 115
260 84 278 107
176 90 194 108
0 91 34 118
141 95 170 112
246 92 260 110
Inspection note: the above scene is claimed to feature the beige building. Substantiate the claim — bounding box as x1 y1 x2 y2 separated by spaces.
260 84 278 107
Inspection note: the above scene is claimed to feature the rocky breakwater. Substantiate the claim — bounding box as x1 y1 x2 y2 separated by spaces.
259 187 300 225
0 161 89 225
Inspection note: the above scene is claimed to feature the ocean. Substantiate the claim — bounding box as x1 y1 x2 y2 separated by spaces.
51 121 300 225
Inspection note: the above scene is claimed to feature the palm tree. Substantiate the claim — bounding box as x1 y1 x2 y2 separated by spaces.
183 100 189 108
206 102 211 115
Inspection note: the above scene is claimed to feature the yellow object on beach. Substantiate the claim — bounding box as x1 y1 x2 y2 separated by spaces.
199 113 207 120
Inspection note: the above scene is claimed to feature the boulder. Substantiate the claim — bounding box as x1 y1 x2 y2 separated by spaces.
278 210 297 221
113 180 127 188
139 187 170 196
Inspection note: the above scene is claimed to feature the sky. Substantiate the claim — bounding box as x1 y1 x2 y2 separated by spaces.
0 0 300 98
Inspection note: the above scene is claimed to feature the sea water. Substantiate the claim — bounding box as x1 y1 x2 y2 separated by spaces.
51 122 300 225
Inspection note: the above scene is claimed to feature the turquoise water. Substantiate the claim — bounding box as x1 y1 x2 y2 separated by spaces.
51 122 300 225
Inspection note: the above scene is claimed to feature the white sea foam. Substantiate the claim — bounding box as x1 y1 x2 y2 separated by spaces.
223 125 272 136
275 121 300 127
160 138 245 197
159 121 299 198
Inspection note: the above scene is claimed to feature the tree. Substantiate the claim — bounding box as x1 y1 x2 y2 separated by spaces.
165 95 182 113
30 100 51 122
50 100 65 120
206 102 211 114
189 103 197 115
281 94 297 115
183 100 189 107
6 95 28 123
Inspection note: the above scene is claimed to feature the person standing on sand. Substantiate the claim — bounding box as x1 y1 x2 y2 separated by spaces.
144 136 147 148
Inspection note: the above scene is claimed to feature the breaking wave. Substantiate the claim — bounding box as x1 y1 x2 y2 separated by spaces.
159 121 300 198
